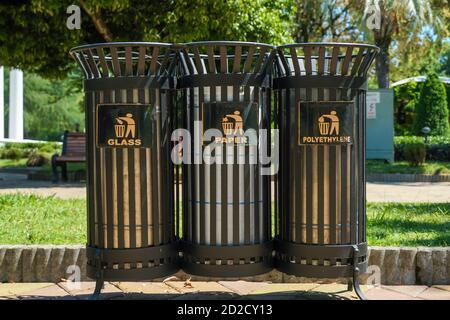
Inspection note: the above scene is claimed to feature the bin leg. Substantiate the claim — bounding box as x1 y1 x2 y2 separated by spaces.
350 245 367 300
90 249 104 300
347 279 353 292
91 278 104 300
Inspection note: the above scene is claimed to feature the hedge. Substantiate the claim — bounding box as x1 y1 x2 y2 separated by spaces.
395 136 450 161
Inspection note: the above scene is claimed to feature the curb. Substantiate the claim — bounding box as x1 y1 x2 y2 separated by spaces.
1 245 449 285
367 173 450 183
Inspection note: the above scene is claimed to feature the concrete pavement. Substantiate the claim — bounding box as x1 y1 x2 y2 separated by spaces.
0 281 449 300
366 181 450 203
1 172 449 202
0 172 85 199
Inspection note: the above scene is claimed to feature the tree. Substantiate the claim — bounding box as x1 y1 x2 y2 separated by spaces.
388 0 449 83
414 72 449 136
351 0 439 88
440 47 450 76
0 0 292 78
24 72 85 140
292 0 360 42
394 81 421 135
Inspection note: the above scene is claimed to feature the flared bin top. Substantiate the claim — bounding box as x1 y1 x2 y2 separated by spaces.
276 42 379 79
70 42 175 80
179 41 275 77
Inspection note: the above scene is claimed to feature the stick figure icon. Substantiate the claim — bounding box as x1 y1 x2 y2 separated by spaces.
318 111 340 135
116 113 136 138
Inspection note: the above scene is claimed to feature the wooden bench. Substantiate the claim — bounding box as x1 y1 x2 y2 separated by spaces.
51 131 86 182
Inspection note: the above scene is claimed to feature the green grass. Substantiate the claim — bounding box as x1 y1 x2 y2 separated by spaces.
366 160 450 175
367 203 450 247
0 158 28 168
0 194 86 244
0 194 448 247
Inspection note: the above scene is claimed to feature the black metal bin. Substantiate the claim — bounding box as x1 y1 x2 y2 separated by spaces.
70 43 179 293
274 43 378 297
177 41 274 277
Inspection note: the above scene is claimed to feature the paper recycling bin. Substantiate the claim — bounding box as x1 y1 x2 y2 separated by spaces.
177 41 275 277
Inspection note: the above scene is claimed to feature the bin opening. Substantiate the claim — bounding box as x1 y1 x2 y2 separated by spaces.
70 42 174 79
276 43 378 77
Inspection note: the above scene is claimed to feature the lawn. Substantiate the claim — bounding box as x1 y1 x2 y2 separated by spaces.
0 194 86 244
366 160 450 175
0 158 28 168
366 202 450 247
0 194 448 247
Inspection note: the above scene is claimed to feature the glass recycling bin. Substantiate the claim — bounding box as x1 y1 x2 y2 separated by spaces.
70 42 179 295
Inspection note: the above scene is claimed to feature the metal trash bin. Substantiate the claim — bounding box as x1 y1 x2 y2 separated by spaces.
274 43 378 298
70 42 179 295
177 41 274 277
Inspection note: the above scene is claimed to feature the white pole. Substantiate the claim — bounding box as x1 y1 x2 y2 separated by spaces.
8 68 23 140
0 66 4 139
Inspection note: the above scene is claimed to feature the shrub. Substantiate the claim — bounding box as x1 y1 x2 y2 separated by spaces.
38 143 60 154
21 148 36 158
0 147 23 160
395 136 447 161
394 135 450 161
3 142 25 150
0 142 61 158
414 72 449 136
403 142 426 166
26 150 49 167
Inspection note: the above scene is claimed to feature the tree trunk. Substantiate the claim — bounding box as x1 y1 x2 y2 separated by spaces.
374 38 391 89
294 0 308 43
79 0 113 42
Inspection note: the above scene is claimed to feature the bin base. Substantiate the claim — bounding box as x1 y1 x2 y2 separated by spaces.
180 241 273 278
86 243 180 282
275 240 368 299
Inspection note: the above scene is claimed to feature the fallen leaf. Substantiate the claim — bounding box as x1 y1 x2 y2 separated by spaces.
163 276 179 283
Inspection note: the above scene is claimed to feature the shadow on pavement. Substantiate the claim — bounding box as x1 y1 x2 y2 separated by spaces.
14 290 352 300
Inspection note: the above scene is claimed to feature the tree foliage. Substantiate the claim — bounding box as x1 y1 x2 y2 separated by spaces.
414 72 449 136
291 0 361 43
349 0 440 88
394 81 422 135
2 69 84 141
0 0 292 78
0 1 448 84
441 46 450 76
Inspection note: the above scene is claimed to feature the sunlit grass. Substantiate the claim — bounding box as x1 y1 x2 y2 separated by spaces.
0 194 448 247
0 194 86 244
366 202 450 247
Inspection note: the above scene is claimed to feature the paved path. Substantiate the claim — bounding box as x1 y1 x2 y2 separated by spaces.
0 173 85 199
366 181 450 203
0 281 449 300
1 173 450 202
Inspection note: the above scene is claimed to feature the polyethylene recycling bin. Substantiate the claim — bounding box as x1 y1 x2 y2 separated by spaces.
274 43 378 281
70 42 179 283
177 41 275 277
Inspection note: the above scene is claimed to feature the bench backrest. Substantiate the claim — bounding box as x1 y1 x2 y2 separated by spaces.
62 132 86 156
